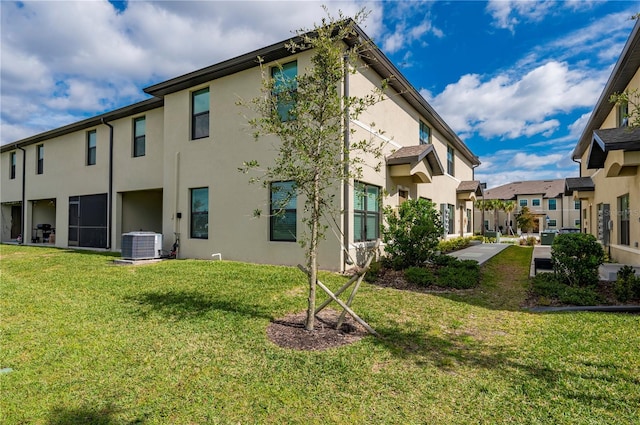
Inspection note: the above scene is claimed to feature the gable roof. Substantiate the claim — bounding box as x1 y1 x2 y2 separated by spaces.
587 127 640 169
484 179 566 200
565 177 595 196
457 180 483 196
386 144 444 176
572 19 640 160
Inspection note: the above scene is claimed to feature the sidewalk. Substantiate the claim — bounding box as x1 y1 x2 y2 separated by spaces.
447 243 510 265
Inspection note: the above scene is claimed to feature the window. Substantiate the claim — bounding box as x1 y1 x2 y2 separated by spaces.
192 88 210 139
419 121 431 144
354 182 380 242
133 117 146 157
87 130 97 165
270 181 297 242
575 219 581 227
447 145 455 176
447 204 455 234
519 199 528 207
618 103 629 127
466 208 472 233
190 188 209 239
271 61 297 121
398 189 408 205
532 199 541 207
548 219 557 227
36 144 44 174
619 194 630 246
548 199 557 210
575 200 581 210
9 152 16 179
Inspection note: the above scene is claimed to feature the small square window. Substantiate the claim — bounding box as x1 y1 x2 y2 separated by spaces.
519 199 528 207
532 199 540 207
548 219 557 227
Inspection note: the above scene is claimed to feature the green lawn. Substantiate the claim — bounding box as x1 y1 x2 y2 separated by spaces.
1 245 638 424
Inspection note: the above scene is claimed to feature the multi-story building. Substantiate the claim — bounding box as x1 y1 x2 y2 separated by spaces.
475 179 580 235
569 19 640 265
1 22 481 271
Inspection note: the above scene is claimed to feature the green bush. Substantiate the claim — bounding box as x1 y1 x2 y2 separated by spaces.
551 233 604 287
438 237 471 253
404 267 436 286
432 254 459 267
382 199 443 269
436 259 480 289
531 273 602 306
614 265 640 302
364 261 382 283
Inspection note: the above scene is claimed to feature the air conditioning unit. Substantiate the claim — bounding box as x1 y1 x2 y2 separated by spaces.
121 232 162 260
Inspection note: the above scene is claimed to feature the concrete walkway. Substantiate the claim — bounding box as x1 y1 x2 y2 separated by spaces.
447 243 511 265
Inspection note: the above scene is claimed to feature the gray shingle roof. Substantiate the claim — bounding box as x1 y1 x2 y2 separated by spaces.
484 179 566 200
565 177 595 196
587 127 640 169
386 144 444 176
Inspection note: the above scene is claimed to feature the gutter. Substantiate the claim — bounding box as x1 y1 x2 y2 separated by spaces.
101 118 114 250
16 144 26 243
343 51 352 269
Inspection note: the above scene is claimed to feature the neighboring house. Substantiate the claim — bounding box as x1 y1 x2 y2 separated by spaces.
475 179 581 234
0 22 480 272
569 19 640 266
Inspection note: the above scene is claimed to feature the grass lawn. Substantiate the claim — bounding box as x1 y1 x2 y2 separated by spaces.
1 245 639 424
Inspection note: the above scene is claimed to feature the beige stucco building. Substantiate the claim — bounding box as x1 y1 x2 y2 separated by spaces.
1 23 481 271
569 19 640 266
475 179 581 235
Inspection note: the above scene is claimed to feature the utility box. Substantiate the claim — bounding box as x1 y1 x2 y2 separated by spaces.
121 232 163 260
485 231 501 243
541 232 556 246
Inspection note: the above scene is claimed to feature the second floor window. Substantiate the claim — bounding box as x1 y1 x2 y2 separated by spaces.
36 144 44 174
519 199 528 207
192 88 210 139
133 117 146 157
548 199 557 210
618 103 629 127
87 130 97 165
532 199 541 207
447 145 455 176
419 121 431 144
272 61 297 121
10 152 16 179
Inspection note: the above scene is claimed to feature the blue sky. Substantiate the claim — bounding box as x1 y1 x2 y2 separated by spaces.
1 0 637 188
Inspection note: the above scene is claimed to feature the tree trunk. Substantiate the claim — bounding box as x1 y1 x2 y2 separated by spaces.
305 169 321 331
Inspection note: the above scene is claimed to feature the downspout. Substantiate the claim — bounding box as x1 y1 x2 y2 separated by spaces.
342 51 351 269
101 118 114 250
17 144 26 243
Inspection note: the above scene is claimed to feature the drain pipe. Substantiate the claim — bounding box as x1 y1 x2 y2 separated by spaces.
17 144 26 243
342 51 352 269
101 118 114 250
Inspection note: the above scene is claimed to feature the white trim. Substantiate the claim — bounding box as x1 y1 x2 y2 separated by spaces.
350 119 402 149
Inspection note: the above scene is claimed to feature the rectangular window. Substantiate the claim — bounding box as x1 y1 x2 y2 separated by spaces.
519 199 528 207
270 181 297 242
532 199 540 207
87 130 97 165
548 219 557 227
354 182 380 242
271 61 297 121
618 103 629 127
419 121 431 144
619 194 630 246
548 199 557 210
192 88 210 139
466 208 472 233
448 204 455 234
36 144 44 174
398 189 408 205
190 187 209 239
575 200 581 210
133 116 146 157
9 152 16 179
575 219 581 227
447 145 455 176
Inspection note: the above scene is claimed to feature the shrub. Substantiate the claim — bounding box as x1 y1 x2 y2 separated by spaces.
364 261 382 283
436 259 480 289
520 236 537 246
404 267 436 286
531 273 602 306
382 199 443 269
614 265 640 302
432 254 459 267
551 233 604 288
438 236 471 253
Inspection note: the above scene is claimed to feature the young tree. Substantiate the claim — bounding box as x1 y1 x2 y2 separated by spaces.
503 201 516 235
240 10 386 331
516 206 535 235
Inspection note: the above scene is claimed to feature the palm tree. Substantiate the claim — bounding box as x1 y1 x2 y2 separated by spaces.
503 201 516 235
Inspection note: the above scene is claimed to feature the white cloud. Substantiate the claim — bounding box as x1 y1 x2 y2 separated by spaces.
486 0 556 32
508 152 564 169
430 60 604 140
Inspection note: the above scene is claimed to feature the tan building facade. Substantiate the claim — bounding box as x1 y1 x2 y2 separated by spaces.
474 179 580 235
1 23 480 271
570 20 640 266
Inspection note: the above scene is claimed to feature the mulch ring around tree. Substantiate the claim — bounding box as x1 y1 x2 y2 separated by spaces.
267 309 368 351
